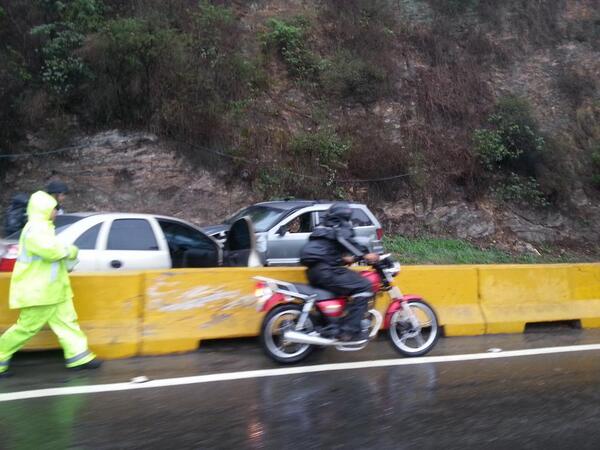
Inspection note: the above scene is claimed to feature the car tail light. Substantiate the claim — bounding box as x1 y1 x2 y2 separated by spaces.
376 228 384 240
0 244 19 272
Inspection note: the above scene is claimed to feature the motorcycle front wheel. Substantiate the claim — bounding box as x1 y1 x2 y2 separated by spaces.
388 299 439 357
260 304 314 364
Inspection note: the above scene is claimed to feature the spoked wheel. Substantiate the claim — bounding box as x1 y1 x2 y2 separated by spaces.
388 299 439 357
260 304 314 364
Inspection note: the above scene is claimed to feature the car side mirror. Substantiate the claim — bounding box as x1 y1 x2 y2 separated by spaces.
277 225 287 236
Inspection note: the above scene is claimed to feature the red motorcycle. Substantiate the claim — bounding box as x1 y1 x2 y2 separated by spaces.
254 255 439 364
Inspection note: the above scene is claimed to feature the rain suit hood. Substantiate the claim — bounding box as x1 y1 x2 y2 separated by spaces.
27 191 57 223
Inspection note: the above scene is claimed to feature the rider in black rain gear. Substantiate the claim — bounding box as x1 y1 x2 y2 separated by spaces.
300 202 379 341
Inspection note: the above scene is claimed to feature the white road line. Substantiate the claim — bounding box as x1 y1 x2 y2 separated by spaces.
2 343 600 403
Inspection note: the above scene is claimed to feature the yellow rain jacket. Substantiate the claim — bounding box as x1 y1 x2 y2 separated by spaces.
8 191 78 309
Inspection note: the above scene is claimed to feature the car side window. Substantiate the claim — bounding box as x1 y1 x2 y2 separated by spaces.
317 209 373 227
287 213 312 234
157 220 216 251
74 223 102 250
350 209 373 227
107 219 158 251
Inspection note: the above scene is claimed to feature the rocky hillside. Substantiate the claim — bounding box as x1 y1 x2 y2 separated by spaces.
0 0 598 256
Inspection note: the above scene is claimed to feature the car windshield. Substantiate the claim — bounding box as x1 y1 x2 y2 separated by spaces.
4 214 84 240
225 205 288 232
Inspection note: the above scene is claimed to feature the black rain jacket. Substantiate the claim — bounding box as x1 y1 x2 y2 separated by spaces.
300 216 368 267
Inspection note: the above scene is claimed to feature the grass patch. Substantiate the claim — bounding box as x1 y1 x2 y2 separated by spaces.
383 236 585 264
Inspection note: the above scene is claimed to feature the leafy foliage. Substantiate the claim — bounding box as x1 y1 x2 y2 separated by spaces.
474 96 545 174
491 172 549 207
473 96 549 206
263 17 321 81
290 128 351 170
31 0 104 94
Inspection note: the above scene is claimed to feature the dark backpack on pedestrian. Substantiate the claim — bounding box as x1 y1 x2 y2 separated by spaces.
4 193 29 237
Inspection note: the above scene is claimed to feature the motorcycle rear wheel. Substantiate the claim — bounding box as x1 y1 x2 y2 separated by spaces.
388 299 439 357
260 304 314 364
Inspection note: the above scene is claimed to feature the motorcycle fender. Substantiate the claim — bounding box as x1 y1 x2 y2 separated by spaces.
261 293 287 312
383 295 423 329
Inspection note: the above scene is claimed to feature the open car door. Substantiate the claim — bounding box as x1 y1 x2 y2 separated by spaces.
223 217 262 267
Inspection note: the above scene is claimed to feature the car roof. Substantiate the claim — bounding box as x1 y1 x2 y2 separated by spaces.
253 200 366 210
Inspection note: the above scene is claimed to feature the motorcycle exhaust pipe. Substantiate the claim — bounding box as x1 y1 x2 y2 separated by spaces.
284 330 337 346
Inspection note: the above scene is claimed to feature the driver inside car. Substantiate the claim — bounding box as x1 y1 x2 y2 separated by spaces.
300 202 379 342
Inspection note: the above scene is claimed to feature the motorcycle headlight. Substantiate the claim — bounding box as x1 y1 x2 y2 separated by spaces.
384 261 401 277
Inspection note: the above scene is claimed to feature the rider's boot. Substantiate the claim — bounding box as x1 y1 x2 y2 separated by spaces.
320 324 341 339
339 292 372 341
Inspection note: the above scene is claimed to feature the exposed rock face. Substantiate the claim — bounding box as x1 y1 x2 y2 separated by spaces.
425 203 496 239
0 131 256 228
1 130 598 253
382 197 600 248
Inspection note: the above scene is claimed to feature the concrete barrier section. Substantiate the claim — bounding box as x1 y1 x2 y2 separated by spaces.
570 264 600 328
141 268 307 355
396 266 484 336
479 264 600 333
0 272 143 359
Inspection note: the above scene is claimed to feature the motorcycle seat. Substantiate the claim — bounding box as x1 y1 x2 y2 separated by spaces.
292 283 338 301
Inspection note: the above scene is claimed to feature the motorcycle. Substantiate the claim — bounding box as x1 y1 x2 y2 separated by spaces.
253 255 439 364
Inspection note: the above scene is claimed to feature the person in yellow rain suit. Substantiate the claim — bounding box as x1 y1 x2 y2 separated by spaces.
0 191 101 377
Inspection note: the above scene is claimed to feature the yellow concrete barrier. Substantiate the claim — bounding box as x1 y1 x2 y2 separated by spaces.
2 263 599 359
478 263 600 333
0 272 143 359
140 265 479 355
141 268 307 355
570 263 600 328
397 266 484 336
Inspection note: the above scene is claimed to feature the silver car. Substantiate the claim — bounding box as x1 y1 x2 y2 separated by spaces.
203 200 384 266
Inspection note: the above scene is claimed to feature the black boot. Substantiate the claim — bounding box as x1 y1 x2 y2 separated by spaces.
69 359 103 371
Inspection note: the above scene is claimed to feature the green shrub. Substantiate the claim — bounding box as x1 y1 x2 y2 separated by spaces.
491 172 549 207
474 96 549 205
473 128 514 170
31 0 104 95
290 128 351 170
320 50 389 103
256 168 287 198
474 96 545 173
263 17 320 80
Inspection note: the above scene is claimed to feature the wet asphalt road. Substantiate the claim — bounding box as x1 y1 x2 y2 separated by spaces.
2 329 600 449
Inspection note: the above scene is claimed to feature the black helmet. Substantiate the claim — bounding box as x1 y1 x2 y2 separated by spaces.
46 180 69 195
327 202 352 222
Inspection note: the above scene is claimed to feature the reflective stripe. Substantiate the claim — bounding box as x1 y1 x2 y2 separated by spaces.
50 261 59 281
0 361 9 367
351 292 373 299
16 228 42 264
17 254 42 263
65 350 91 365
